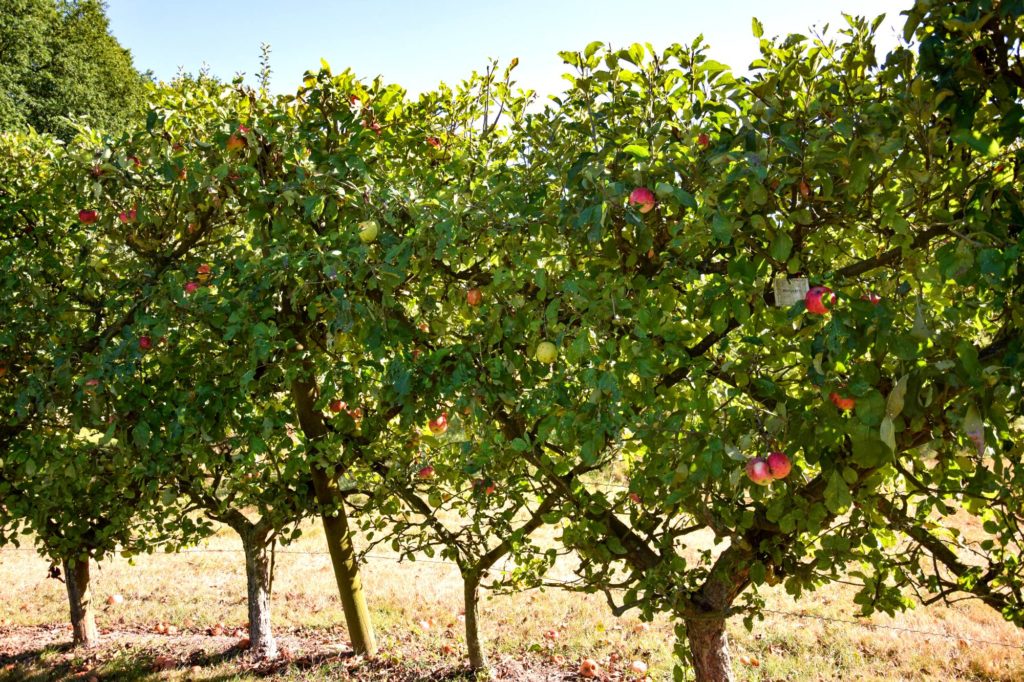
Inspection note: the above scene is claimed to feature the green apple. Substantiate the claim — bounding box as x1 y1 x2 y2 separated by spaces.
535 341 558 364
358 220 379 243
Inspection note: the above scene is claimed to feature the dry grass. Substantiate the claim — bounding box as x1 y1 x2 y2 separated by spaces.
1 518 1023 681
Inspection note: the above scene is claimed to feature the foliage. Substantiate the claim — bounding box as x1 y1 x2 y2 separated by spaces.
0 0 148 137
1 2 1022 678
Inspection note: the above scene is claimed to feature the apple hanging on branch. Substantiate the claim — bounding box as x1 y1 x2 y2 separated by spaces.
628 187 656 214
466 287 482 306
766 451 791 479
358 220 379 244
805 286 835 315
829 391 855 411
428 412 448 435
535 341 558 364
745 457 773 486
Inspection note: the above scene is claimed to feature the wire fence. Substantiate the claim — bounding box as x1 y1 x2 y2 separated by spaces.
2 545 1022 652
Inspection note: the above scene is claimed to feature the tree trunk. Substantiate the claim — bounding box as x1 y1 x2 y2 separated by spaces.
463 571 487 670
240 531 278 659
63 558 98 647
680 544 750 682
684 616 733 682
310 468 377 656
290 374 377 657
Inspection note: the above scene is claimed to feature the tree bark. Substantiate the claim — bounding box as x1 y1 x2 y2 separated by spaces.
63 558 98 647
290 375 377 657
240 530 278 659
684 616 734 682
463 571 487 670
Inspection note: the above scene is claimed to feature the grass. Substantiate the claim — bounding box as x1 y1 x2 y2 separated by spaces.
1 518 1023 681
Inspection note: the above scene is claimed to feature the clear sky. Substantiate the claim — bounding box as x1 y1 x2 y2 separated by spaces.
105 1 910 97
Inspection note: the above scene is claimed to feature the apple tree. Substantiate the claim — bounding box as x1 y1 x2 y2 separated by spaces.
0 114 226 644
407 15 1023 682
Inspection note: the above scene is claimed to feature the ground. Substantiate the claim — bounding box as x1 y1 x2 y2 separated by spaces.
1 518 1023 681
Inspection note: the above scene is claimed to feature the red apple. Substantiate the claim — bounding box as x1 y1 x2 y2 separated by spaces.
329 399 345 414
766 451 791 479
862 292 881 304
118 208 137 224
698 133 711 149
628 492 641 504
829 392 855 411
184 281 199 294
805 286 835 315
417 465 435 479
426 136 441 148
348 406 363 420
138 336 152 351
128 156 142 169
799 179 811 198
579 658 599 678
628 187 656 214
226 133 246 153
197 263 212 283
466 288 482 306
428 412 448 435
78 209 99 224
106 594 123 606
89 165 104 178
745 457 772 486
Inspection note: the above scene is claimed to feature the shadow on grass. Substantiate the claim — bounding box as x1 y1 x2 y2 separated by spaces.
1 642 486 681
0 640 251 682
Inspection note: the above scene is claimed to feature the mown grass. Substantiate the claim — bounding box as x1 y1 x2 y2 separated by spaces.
2 517 1023 681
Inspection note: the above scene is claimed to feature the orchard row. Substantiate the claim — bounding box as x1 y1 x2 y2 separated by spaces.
2 5 1023 681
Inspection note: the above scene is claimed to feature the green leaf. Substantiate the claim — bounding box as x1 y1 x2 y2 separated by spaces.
824 471 852 514
886 375 908 418
951 129 1001 157
132 422 152 448
855 390 885 426
622 144 650 159
964 404 985 456
712 213 733 244
752 17 764 38
880 416 896 452
769 232 793 262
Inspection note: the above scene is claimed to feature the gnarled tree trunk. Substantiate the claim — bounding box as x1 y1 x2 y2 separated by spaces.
684 616 734 682
239 529 278 659
681 545 750 682
63 558 98 647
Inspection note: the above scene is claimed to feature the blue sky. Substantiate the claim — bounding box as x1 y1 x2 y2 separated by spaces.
106 1 909 97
